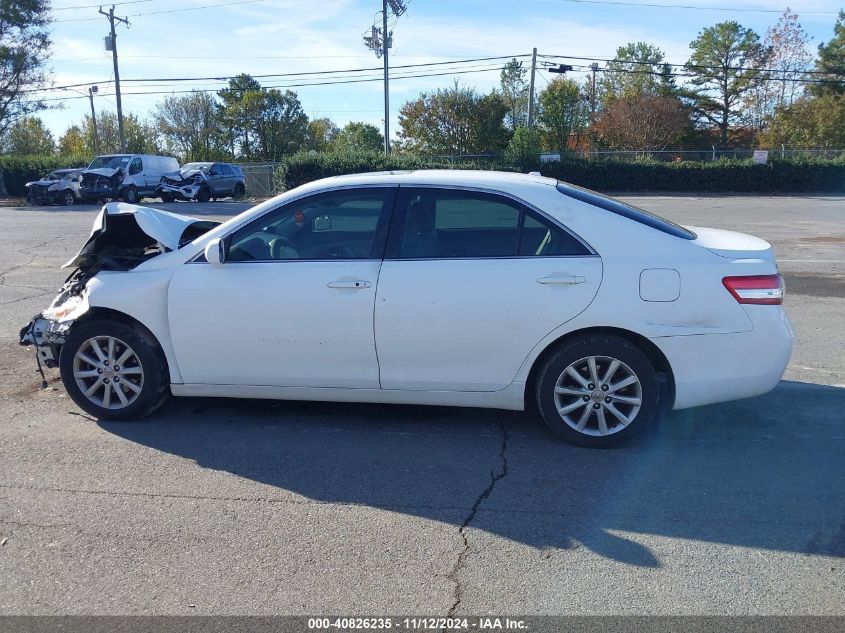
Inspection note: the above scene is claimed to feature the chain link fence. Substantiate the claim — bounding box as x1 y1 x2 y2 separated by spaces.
238 162 283 197
423 148 845 163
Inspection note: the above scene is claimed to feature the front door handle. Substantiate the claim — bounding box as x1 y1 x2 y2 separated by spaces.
327 279 372 289
537 275 586 285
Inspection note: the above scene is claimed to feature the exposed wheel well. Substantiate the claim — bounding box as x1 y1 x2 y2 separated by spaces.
72 308 168 370
524 326 675 414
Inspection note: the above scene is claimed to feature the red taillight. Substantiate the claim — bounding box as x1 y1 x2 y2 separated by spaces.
722 274 784 305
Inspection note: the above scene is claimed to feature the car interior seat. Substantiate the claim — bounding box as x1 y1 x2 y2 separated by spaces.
402 196 439 258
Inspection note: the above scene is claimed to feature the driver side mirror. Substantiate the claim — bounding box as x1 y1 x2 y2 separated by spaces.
204 238 226 265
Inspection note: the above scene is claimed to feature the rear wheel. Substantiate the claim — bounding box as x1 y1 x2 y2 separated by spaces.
61 190 76 206
535 334 659 447
59 320 170 420
233 182 246 199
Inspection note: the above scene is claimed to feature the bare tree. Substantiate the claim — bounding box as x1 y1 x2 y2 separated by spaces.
596 96 690 152
743 9 813 131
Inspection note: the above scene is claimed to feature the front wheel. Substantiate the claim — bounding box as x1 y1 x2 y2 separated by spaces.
59 320 170 420
122 186 139 204
535 334 659 447
195 186 211 203
61 190 76 206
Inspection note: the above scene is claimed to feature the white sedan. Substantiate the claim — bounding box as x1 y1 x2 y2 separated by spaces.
20 171 793 447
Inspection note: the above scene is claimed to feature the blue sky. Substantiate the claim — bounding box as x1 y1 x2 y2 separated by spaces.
41 0 844 140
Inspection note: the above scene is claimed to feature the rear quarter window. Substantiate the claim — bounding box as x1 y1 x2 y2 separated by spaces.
556 182 696 240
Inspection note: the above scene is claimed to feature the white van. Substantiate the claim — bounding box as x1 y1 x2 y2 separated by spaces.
79 154 180 204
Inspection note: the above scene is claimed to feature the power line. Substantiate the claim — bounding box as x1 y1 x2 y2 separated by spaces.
120 56 530 83
557 0 840 14
35 65 514 103
53 0 268 23
119 63 510 90
52 0 151 10
540 53 845 77
30 55 530 94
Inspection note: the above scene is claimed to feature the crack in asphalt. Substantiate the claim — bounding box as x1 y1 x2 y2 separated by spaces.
0 290 52 306
0 482 490 515
446 419 510 618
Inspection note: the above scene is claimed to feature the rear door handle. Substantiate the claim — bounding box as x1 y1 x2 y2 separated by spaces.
327 280 372 289
537 275 586 285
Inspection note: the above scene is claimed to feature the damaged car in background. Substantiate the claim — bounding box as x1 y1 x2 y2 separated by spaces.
25 168 86 206
156 162 246 203
79 154 180 204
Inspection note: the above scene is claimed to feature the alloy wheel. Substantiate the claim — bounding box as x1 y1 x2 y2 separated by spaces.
553 355 642 437
72 336 145 410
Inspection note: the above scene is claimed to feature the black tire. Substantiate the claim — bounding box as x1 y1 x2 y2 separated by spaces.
61 190 76 206
122 186 139 204
233 182 246 199
59 319 170 421
159 191 174 203
535 334 659 447
196 186 211 203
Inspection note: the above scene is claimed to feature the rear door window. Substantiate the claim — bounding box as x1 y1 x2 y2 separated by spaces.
394 189 522 259
390 188 591 259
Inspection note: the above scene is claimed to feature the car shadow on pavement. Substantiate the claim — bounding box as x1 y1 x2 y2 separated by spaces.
98 380 845 568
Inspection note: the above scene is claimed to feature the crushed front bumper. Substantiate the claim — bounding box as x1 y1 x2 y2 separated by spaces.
156 182 202 200
80 185 119 199
27 188 61 205
19 315 71 368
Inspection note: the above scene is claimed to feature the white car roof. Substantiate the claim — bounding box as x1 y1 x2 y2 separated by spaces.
307 169 558 189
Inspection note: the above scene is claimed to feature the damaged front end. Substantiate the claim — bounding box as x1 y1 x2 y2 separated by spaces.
156 169 206 201
19 202 220 370
80 167 124 200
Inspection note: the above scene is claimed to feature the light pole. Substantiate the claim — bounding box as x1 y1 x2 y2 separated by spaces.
88 86 99 155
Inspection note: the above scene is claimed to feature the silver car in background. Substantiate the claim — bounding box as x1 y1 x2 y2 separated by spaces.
25 168 86 206
156 162 246 202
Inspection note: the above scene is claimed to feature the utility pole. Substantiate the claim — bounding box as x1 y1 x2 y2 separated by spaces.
100 5 129 153
363 2 407 155
527 47 538 128
382 0 390 155
88 86 99 155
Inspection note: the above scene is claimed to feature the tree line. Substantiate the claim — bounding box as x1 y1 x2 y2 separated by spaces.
1 3 844 161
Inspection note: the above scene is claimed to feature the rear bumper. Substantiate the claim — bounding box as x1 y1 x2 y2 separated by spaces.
652 305 793 410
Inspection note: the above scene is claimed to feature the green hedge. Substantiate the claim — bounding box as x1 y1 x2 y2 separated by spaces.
277 151 507 190
278 152 845 193
0 155 90 197
538 157 845 193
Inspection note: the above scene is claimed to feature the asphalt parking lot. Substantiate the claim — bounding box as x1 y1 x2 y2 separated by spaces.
0 195 843 615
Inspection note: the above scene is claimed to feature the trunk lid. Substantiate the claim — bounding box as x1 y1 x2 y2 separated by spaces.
688 226 775 262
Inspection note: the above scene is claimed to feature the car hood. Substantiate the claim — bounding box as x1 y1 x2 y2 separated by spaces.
25 179 55 187
63 202 220 272
84 167 122 178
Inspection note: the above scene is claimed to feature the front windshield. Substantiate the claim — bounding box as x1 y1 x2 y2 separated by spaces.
181 163 211 174
88 155 131 170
